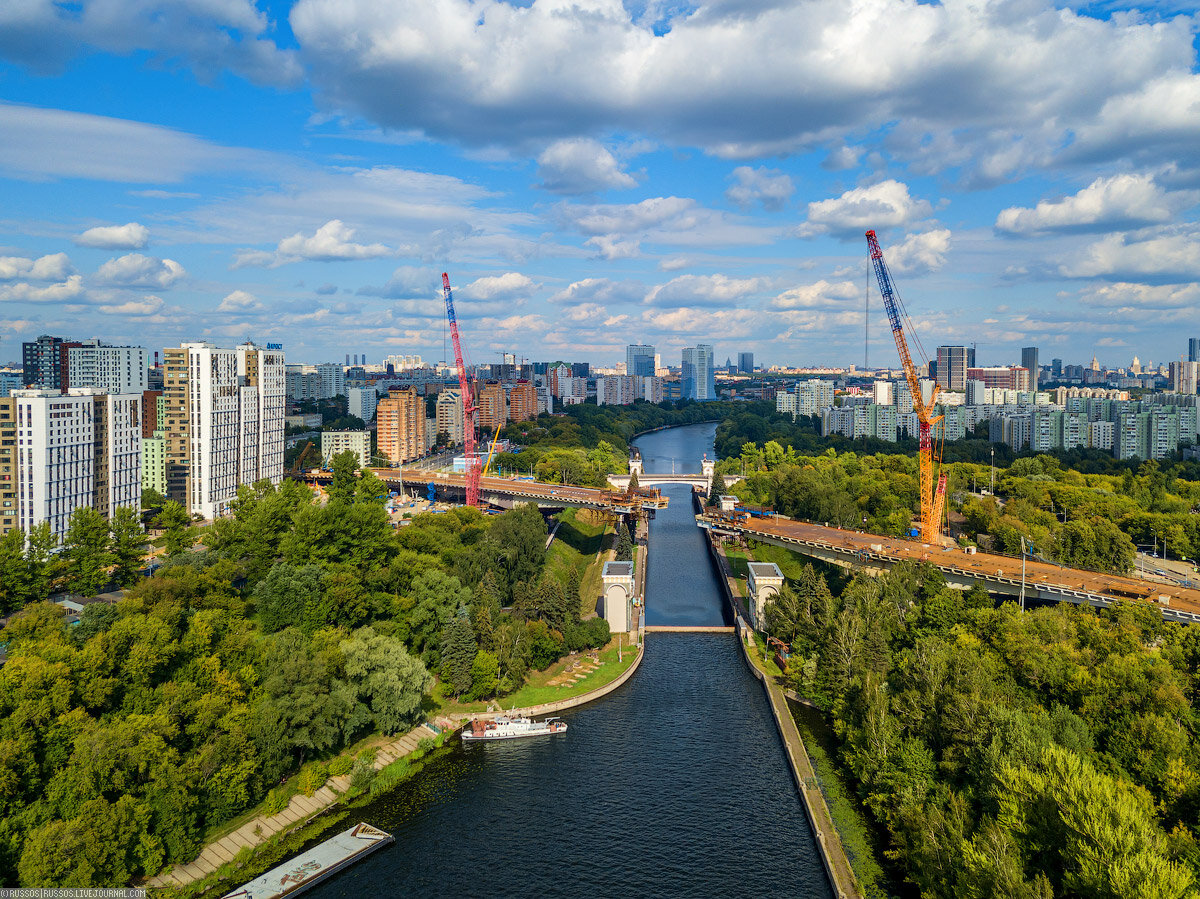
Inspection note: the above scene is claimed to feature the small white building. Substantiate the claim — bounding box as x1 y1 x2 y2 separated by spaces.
601 560 635 634
321 430 371 468
747 561 785 631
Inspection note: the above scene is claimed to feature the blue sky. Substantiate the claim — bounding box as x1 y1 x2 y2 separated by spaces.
1 0 1198 370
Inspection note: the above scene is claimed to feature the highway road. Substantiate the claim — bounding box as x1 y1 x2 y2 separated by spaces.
711 513 1200 617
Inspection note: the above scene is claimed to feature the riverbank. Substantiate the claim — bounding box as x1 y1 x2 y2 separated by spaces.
147 723 445 896
702 523 861 899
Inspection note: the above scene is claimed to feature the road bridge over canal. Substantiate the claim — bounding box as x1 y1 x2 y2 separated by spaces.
698 510 1200 625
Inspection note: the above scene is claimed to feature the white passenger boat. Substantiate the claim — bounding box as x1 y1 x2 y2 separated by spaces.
461 715 568 742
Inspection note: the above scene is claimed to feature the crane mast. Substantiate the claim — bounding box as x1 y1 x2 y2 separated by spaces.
442 272 480 508
865 230 947 543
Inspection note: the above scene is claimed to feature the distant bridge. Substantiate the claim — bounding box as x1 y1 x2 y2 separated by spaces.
607 473 743 490
306 468 668 515
698 511 1200 625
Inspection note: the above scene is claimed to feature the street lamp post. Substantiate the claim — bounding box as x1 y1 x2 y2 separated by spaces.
990 448 995 495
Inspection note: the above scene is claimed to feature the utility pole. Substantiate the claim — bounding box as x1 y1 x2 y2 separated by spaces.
1019 536 1027 613
990 447 995 495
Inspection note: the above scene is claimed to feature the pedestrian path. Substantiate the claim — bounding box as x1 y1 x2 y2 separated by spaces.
147 723 439 890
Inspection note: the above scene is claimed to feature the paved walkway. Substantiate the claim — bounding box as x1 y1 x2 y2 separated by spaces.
147 723 439 890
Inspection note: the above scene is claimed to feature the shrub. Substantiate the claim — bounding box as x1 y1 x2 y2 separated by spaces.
264 786 291 816
417 736 435 754
297 762 328 797
328 756 352 777
349 759 376 795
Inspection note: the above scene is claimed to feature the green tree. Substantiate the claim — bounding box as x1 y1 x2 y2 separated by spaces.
340 626 432 734
327 450 361 505
615 524 634 562
254 563 324 634
469 650 499 699
0 529 29 614
708 470 727 505
439 607 477 697
25 521 59 601
255 629 360 766
141 487 166 510
157 501 195 557
628 467 640 489
109 506 148 588
405 570 474 662
62 507 113 596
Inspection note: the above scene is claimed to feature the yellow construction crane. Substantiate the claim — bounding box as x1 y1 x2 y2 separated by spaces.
481 421 504 476
866 230 947 543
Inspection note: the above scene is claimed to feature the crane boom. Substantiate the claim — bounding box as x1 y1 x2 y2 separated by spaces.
865 230 947 543
443 272 480 508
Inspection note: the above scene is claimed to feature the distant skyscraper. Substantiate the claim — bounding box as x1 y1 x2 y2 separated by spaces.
1021 347 1039 390
738 352 754 374
681 344 715 401
1052 358 1063 377
626 345 656 378
935 346 975 391
1190 338 1200 364
21 334 81 392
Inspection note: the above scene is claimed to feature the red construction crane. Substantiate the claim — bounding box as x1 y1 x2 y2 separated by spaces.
442 272 480 508
865 230 947 543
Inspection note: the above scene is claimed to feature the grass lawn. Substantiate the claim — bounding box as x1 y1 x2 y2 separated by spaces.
545 508 616 617
435 636 639 716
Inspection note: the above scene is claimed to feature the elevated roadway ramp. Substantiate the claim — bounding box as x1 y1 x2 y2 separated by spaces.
698 511 1200 625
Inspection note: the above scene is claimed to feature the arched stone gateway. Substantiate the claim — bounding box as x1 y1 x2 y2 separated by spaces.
602 560 635 634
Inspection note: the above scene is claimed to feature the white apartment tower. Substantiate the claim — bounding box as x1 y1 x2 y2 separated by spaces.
349 386 378 422
436 390 465 445
67 340 148 395
165 342 283 520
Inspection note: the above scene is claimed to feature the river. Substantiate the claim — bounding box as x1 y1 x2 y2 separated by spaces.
306 422 832 898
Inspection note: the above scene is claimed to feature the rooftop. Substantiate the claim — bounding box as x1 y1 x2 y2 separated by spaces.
603 561 634 577
747 562 783 578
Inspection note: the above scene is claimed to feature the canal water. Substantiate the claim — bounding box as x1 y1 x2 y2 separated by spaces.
306 422 832 898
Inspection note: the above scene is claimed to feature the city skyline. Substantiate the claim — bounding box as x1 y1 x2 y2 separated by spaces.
2 2 1199 369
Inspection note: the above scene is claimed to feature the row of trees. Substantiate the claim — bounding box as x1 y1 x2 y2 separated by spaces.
0 452 610 887
763 561 1200 898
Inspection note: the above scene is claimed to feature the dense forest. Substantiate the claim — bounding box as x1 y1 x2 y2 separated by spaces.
763 562 1200 898
0 454 606 888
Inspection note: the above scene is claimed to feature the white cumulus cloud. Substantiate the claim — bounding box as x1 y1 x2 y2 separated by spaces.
771 279 859 310
996 174 1189 235
536 139 637 194
798 180 932 238
235 220 392 268
645 274 766 308
0 274 84 302
96 253 185 288
99 295 165 316
725 166 794 211
887 229 952 276
1062 229 1200 282
0 252 74 281
458 272 536 302
75 222 150 249
217 290 265 312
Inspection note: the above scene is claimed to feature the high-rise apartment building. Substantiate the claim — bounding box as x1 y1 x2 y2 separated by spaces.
237 344 286 488
317 362 345 399
597 376 638 406
436 390 465 445
0 398 15 535
9 388 139 539
477 380 507 431
377 387 427 464
163 342 283 519
142 432 167 497
626 345 656 379
508 380 537 422
67 340 148 394
1021 347 1039 390
738 352 754 374
967 366 1031 391
21 334 81 392
681 344 715 401
1171 361 1200 395
1190 339 1200 364
1052 358 1063 377
348 387 377 422
935 346 975 391
12 389 95 538
87 389 142 519
142 390 162 437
